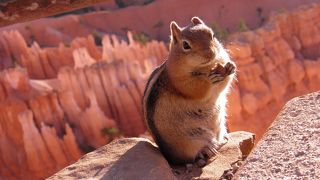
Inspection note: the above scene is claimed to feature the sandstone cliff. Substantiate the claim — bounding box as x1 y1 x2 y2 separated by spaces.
1 0 318 47
226 3 320 136
0 3 319 180
0 32 167 179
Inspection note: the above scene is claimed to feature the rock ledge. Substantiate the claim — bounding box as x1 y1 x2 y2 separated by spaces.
48 131 255 180
235 92 320 179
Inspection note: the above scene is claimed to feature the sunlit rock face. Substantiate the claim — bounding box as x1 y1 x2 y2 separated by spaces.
226 3 320 138
0 3 319 180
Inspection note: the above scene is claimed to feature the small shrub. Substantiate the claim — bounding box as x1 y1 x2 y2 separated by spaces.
63 42 70 47
11 56 18 67
210 21 230 41
153 20 164 29
101 127 121 140
237 19 249 32
132 31 150 45
256 7 263 17
276 8 287 14
92 31 103 46
121 27 131 32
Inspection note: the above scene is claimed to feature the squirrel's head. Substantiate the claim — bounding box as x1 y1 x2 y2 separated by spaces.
169 17 228 67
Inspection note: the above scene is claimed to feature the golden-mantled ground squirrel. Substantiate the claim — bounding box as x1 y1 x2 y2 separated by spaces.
142 17 236 167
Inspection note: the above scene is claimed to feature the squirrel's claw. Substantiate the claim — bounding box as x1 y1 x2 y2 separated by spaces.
195 151 208 167
195 143 220 167
209 73 225 84
196 158 207 168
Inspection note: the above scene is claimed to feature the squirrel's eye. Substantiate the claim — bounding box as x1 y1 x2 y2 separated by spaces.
182 40 191 51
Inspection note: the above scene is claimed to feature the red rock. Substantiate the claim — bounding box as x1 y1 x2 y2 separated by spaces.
18 110 55 177
84 65 112 117
256 22 281 43
28 93 65 135
260 56 276 72
267 66 290 100
227 43 252 62
62 124 82 161
3 0 318 46
71 35 102 61
264 38 294 65
79 90 116 148
73 48 96 68
303 59 320 91
0 35 13 69
237 62 270 94
241 93 259 114
288 59 305 84
38 49 57 78
117 86 144 136
41 125 69 168
97 62 121 119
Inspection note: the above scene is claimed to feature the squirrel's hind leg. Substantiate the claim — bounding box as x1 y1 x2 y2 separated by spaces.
194 137 229 168
194 144 218 167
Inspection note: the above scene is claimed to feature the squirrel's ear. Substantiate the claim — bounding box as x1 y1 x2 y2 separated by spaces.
170 21 181 44
191 16 204 25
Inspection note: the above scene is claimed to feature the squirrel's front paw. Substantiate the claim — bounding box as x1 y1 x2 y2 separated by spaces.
208 62 235 84
224 62 236 75
208 72 225 84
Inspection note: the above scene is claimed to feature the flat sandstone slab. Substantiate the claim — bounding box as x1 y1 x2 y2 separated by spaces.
235 92 320 179
48 131 255 180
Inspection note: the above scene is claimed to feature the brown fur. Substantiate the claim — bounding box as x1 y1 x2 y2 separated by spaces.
143 17 236 165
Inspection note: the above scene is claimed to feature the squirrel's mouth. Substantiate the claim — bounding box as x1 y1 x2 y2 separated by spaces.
200 59 214 66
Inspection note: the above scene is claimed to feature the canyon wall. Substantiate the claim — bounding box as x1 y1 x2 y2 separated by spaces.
1 0 319 47
0 31 167 179
0 3 319 180
226 3 320 134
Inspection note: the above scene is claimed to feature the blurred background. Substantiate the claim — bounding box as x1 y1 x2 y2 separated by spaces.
0 0 319 179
